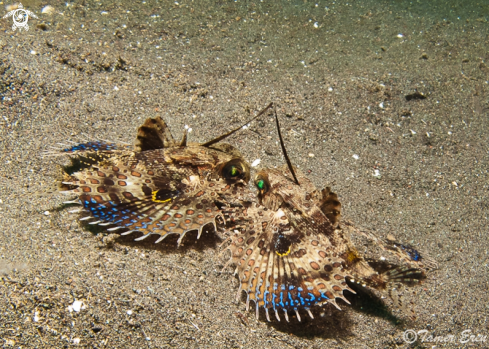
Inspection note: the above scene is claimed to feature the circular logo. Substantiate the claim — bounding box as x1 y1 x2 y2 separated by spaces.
13 9 28 26
403 329 418 344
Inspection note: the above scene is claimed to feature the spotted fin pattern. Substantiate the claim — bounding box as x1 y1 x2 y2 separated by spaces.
224 165 435 321
64 161 225 244
226 204 354 322
58 117 253 245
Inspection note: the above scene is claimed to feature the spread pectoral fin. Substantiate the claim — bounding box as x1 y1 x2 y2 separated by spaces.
225 205 354 322
65 163 222 245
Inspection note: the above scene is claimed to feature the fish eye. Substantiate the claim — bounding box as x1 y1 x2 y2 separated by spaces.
221 159 249 181
228 165 241 177
254 176 269 194
256 179 265 189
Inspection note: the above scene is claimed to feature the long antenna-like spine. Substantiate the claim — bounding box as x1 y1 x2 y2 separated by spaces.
274 106 299 185
201 103 273 147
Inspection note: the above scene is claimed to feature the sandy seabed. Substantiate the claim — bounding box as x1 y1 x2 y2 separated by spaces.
0 0 488 348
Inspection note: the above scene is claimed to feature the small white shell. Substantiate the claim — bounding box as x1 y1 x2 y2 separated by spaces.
41 5 55 14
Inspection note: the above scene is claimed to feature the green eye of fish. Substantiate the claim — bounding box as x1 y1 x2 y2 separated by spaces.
256 179 265 190
230 166 239 177
254 173 269 195
222 160 248 181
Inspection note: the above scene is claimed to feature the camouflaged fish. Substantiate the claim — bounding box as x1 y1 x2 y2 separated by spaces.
49 114 267 245
223 165 436 322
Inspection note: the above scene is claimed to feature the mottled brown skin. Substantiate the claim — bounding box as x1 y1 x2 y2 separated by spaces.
225 165 436 322
51 116 435 323
57 117 253 245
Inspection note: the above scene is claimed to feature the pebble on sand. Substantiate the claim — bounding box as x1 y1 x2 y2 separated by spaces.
41 5 55 14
